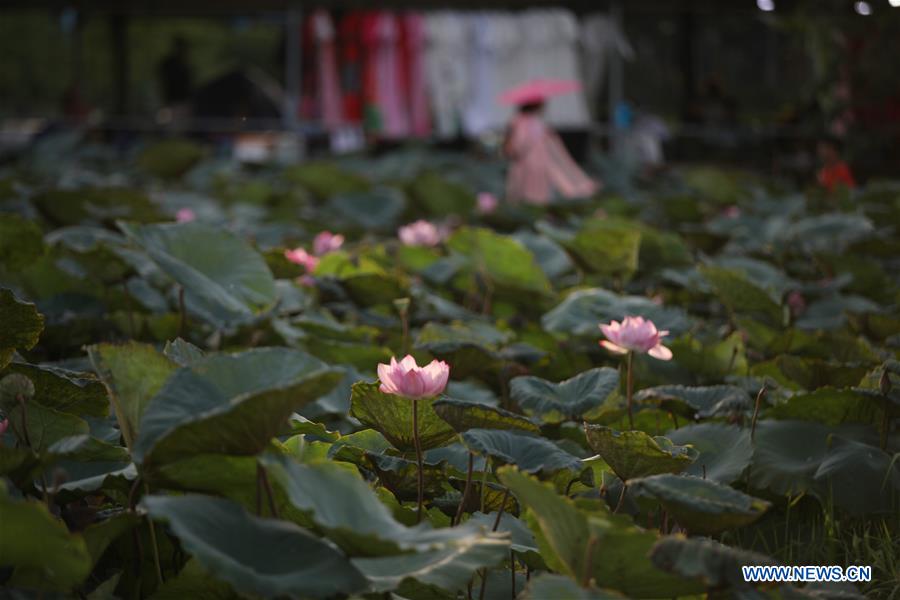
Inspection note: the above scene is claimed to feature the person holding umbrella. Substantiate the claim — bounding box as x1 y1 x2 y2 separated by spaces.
500 79 600 205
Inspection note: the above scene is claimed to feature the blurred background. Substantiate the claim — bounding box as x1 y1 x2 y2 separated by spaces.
0 0 898 182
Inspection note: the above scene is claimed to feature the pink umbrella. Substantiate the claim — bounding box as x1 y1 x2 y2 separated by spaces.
498 78 582 106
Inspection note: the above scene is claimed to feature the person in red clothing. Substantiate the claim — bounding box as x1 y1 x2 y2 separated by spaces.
816 136 856 192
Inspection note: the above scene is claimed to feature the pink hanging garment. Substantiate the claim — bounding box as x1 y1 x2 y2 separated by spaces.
300 10 343 130
312 10 343 130
362 12 410 139
401 13 431 138
505 113 599 204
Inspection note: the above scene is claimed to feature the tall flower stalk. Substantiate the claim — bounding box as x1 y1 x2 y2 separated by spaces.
377 355 450 522
600 316 673 430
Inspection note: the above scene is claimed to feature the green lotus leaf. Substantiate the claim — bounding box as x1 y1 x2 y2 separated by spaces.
497 467 702 598
649 536 777 589
558 217 642 280
408 170 476 216
134 348 342 466
285 161 370 199
163 337 205 367
0 213 45 270
153 454 309 525
446 227 553 297
137 138 205 179
512 231 574 280
351 536 509 597
414 321 509 378
328 188 406 233
151 558 240 600
542 288 691 338
700 265 783 326
665 423 752 483
5 401 89 453
119 221 277 329
3 362 108 417
465 511 541 565
0 289 44 369
812 435 900 516
583 425 698 481
433 397 539 433
520 574 627 599
748 420 832 497
0 490 92 591
630 474 771 534
88 342 177 448
261 453 507 557
510 368 620 424
142 494 368 598
340 272 409 307
765 387 885 427
33 187 162 226
350 381 456 451
635 384 751 419
785 213 874 254
461 428 582 476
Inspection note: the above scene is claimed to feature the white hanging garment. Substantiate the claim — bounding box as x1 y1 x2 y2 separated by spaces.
580 14 634 119
516 9 591 129
463 12 522 136
424 11 470 139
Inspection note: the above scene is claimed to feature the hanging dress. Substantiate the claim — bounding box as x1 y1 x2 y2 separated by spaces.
401 13 431 138
300 9 343 130
424 11 469 139
505 112 599 204
463 12 522 136
362 12 410 139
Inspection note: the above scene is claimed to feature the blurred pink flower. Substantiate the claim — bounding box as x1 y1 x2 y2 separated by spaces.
600 315 672 360
721 206 741 219
398 220 442 247
313 231 345 255
378 355 450 400
787 291 806 317
0 418 7 437
477 192 499 214
176 208 196 223
284 247 319 273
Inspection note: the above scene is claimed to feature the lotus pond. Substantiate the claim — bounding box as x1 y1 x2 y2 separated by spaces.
0 139 898 599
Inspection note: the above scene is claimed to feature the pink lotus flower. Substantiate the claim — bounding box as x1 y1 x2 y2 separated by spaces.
378 355 450 400
787 291 806 317
313 231 344 256
176 208 196 223
477 192 499 214
284 247 319 273
721 206 741 219
398 220 442 247
600 316 672 360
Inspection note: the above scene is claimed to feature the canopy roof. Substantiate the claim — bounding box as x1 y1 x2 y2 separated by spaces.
0 0 863 16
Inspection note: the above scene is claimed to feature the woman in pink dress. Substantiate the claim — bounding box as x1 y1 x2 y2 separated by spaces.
501 80 599 205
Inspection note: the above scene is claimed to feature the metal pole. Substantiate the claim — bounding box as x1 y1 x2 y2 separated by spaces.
284 5 304 159
608 0 624 155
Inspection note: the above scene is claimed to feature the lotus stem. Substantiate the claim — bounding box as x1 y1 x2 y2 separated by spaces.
492 487 510 531
626 351 635 430
581 535 598 587
257 463 279 518
178 286 187 337
479 461 489 513
413 399 425 523
145 482 165 585
454 452 475 526
510 550 516 599
751 386 766 442
614 483 628 514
